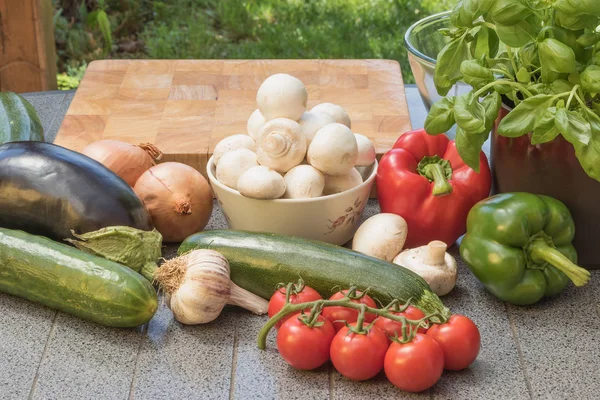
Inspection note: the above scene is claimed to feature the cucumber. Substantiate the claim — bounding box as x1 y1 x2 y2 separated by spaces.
179 230 448 317
0 228 158 328
0 92 44 144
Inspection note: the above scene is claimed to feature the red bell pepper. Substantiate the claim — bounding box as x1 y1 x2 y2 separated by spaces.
376 128 492 248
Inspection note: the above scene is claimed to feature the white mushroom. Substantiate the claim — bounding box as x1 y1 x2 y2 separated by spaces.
323 168 362 195
311 103 351 128
237 166 286 199
283 165 325 199
354 133 376 167
213 134 256 166
297 111 336 145
352 214 408 262
256 73 308 121
307 123 358 176
247 109 267 140
393 241 457 296
215 148 258 190
256 118 307 173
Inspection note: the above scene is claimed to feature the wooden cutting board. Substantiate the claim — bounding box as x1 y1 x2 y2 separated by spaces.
55 59 411 184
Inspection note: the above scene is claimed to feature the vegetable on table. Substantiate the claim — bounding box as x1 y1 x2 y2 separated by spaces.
322 289 378 331
426 314 480 371
66 226 162 282
352 213 408 262
216 148 258 189
354 133 376 166
0 141 152 241
307 123 358 176
268 280 322 329
310 103 351 128
212 134 256 166
246 109 266 141
374 304 428 337
276 314 335 370
460 192 591 305
0 91 44 144
134 162 213 243
81 140 163 186
283 164 325 198
393 240 457 296
256 118 306 173
256 73 308 121
154 249 268 324
179 230 451 320
298 111 335 145
0 228 157 328
377 128 492 248
323 168 362 195
237 166 286 199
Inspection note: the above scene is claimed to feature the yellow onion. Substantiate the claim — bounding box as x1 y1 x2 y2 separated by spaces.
81 140 163 186
134 162 213 242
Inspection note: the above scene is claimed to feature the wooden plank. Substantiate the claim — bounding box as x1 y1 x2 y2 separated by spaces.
0 0 57 92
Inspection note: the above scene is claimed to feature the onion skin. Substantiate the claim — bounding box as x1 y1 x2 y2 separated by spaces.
134 162 213 242
81 140 163 187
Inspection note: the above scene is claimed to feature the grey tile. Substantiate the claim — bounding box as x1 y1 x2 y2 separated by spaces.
332 370 429 400
30 312 141 400
44 91 76 143
0 293 56 400
131 300 234 400
232 309 330 400
508 270 600 400
20 92 66 138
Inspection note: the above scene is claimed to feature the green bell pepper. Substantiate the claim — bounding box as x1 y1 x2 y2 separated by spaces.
460 192 591 305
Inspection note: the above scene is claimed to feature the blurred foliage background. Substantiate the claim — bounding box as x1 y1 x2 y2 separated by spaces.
53 0 454 89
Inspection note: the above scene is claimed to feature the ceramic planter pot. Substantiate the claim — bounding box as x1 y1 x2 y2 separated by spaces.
491 105 600 269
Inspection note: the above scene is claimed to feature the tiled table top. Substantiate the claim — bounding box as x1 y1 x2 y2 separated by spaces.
0 86 597 400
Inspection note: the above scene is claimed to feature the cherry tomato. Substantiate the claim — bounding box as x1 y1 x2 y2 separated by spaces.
322 290 377 331
426 314 481 371
374 305 428 338
276 315 335 370
329 323 389 381
268 284 322 329
384 333 444 392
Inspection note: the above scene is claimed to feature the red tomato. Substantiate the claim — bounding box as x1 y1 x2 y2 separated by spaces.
329 323 389 381
268 284 322 329
374 305 428 338
426 314 481 371
384 333 444 392
276 315 335 370
322 290 377 331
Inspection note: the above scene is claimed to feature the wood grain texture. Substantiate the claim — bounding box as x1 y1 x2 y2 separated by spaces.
55 59 412 196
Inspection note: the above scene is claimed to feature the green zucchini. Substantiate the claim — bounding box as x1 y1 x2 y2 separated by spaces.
179 230 449 317
0 92 44 144
0 228 157 327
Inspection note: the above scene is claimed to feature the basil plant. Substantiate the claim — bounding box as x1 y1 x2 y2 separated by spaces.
424 0 600 181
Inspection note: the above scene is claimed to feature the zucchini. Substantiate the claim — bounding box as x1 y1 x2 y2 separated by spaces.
0 228 158 328
179 230 449 317
0 92 44 144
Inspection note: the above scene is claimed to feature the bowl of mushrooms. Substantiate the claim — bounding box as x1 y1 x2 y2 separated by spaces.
207 73 378 246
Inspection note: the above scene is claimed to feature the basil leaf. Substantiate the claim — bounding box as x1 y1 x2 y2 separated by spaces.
489 0 531 25
495 19 537 47
528 83 553 95
554 10 598 31
482 91 502 131
580 65 600 93
434 35 469 96
455 127 488 172
454 93 487 133
554 0 600 17
550 79 573 94
518 42 539 68
497 94 555 137
516 67 530 83
425 97 456 135
460 60 494 90
577 33 600 48
471 25 500 59
532 107 560 144
539 38 576 74
454 0 490 27
556 108 592 146
575 110 600 182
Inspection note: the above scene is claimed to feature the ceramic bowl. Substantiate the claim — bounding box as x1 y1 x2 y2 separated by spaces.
206 156 378 245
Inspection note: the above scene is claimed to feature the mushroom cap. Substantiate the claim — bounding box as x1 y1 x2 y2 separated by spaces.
352 213 408 261
283 165 325 198
354 133 376 167
257 118 307 173
307 123 358 176
256 73 308 121
247 109 267 140
298 111 336 146
216 148 258 190
323 168 362 195
237 166 286 199
213 134 256 166
310 103 351 128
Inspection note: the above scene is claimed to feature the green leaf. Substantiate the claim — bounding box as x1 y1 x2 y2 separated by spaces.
495 19 537 47
97 10 112 55
454 93 487 133
425 97 456 135
460 60 494 90
532 107 560 144
518 42 539 68
482 91 502 131
528 83 553 95
556 108 592 146
455 127 488 172
497 94 555 137
453 0 490 27
554 0 600 17
575 110 600 182
471 26 500 59
539 38 576 74
489 0 531 25
554 10 598 30
516 67 530 83
576 33 600 48
580 65 600 93
434 35 469 96
550 79 574 94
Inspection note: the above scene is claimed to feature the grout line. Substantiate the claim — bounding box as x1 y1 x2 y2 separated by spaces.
228 325 239 400
505 302 534 400
328 364 334 400
28 311 59 400
127 324 148 400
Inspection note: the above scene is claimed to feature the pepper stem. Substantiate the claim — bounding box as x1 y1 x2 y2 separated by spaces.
417 155 453 196
529 239 591 287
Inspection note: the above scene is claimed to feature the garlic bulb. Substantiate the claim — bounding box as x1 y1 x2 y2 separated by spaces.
155 249 268 324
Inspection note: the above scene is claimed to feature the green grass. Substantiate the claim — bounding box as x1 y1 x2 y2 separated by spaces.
54 0 455 87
